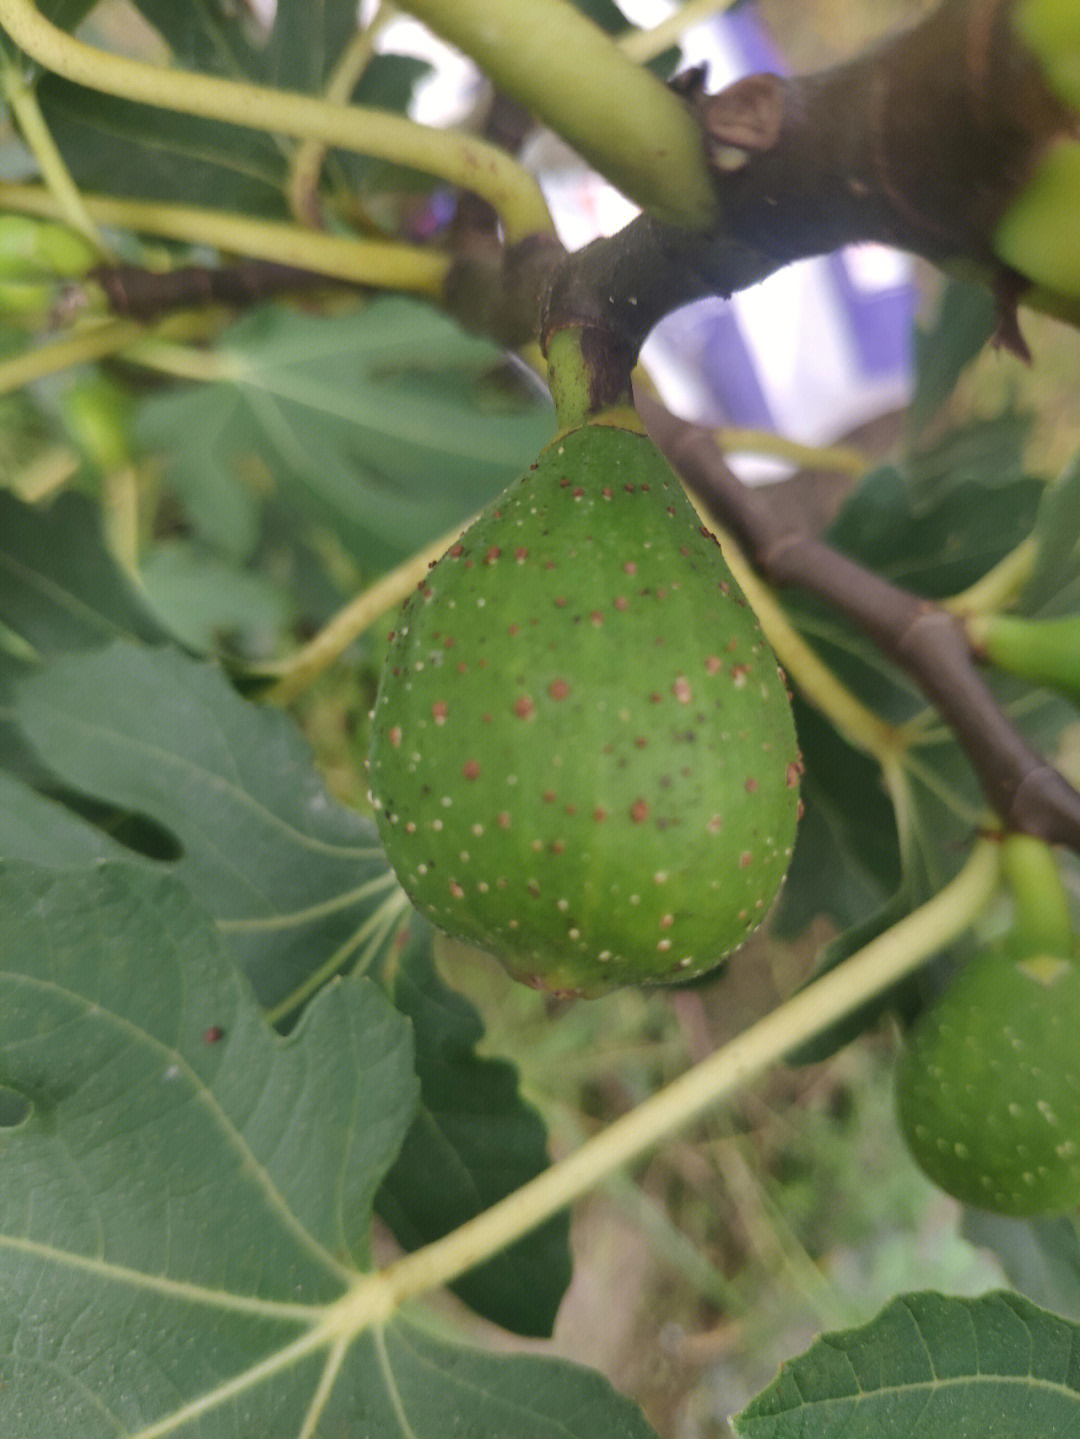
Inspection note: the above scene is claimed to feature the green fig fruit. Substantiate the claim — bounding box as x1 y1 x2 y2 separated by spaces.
58 375 133 476
896 939 1080 1215
368 418 801 996
0 214 97 280
995 141 1080 298
1013 0 1080 112
969 610 1080 704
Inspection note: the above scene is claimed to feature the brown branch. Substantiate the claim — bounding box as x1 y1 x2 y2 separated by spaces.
639 393 1080 851
88 259 351 322
447 0 1077 357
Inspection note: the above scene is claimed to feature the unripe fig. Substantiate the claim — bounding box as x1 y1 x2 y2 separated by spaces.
0 214 97 279
995 141 1080 298
1013 0 1080 111
0 277 59 316
969 610 1080 704
368 419 801 996
897 938 1080 1215
58 375 132 476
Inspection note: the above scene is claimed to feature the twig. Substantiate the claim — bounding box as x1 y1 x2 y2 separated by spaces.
90 260 353 323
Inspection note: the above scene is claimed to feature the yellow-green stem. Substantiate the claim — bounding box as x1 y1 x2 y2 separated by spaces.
0 181 450 294
397 0 718 228
712 426 866 477
0 0 554 242
330 836 1000 1318
0 44 105 249
287 6 395 226
262 523 472 706
0 318 146 396
686 491 903 766
620 0 734 64
9 442 79 500
104 464 140 573
1001 832 1075 956
943 535 1039 616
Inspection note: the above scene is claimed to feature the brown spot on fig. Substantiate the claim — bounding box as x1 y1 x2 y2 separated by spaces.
673 675 692 704
432 701 448 724
631 799 651 823
745 777 759 794
548 678 571 701
462 760 481 781
513 695 536 720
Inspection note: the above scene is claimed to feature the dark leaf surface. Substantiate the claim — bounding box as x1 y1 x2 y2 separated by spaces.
377 927 572 1337
907 279 999 441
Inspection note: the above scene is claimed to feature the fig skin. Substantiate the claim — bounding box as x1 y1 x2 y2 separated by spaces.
368 421 801 996
897 938 1080 1216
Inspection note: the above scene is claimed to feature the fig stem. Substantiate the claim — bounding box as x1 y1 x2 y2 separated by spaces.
1001 832 1076 957
0 0 555 244
544 326 635 428
0 181 451 298
361 837 1001 1318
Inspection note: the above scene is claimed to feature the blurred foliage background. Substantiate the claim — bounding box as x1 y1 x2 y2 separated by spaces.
1 2 1079 1434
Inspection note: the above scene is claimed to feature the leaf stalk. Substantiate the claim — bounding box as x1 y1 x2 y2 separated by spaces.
366 837 1001 1315
0 0 555 242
